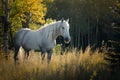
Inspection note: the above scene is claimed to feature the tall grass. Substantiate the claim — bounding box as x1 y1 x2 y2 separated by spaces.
0 47 119 80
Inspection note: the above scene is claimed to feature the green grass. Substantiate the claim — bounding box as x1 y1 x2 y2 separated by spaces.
0 47 119 80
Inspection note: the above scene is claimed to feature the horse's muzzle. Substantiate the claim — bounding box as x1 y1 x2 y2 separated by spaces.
64 37 71 43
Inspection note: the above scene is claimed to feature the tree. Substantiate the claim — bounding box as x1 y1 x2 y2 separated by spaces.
10 0 47 34
0 0 10 58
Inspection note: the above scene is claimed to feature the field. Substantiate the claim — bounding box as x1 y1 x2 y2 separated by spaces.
0 47 120 80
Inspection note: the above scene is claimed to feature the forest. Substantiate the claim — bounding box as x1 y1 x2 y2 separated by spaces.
0 0 120 80
46 0 120 50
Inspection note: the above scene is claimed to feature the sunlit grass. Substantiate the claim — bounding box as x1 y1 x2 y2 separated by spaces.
0 46 118 80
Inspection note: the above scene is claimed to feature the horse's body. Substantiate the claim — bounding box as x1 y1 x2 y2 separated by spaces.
13 19 71 63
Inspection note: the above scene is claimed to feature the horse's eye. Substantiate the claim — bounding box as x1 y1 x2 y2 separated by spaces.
62 27 64 29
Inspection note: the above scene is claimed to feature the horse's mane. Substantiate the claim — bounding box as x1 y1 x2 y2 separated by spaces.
39 21 60 30
37 21 61 40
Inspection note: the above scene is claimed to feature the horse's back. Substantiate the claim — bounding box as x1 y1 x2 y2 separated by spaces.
13 28 31 48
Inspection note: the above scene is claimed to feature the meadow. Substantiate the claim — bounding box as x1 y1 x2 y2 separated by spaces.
0 46 120 80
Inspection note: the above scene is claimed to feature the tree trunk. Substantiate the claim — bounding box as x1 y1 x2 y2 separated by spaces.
0 18 4 54
87 18 90 45
4 0 10 59
22 12 31 28
9 27 13 49
95 18 99 48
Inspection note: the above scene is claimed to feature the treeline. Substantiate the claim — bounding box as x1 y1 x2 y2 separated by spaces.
45 0 120 52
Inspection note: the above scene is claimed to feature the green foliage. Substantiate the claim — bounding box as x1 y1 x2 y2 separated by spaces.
0 1 4 16
45 18 56 24
53 44 61 54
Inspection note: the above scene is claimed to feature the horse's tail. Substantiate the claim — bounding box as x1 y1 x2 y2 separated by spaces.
11 30 19 51
11 36 15 51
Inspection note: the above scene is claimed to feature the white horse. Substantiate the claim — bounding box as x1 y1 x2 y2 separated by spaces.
13 19 71 63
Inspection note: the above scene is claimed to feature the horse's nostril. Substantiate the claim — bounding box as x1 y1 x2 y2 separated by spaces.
64 37 70 43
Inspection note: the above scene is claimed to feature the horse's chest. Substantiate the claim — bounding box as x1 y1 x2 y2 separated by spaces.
41 40 55 50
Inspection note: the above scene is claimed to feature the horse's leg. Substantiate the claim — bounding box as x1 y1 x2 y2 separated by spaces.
26 52 29 59
14 48 19 64
41 52 45 61
24 51 29 60
47 49 53 63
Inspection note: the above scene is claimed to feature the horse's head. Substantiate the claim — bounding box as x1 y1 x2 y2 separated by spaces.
59 18 71 43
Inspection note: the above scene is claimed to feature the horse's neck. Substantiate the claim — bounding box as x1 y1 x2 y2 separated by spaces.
42 22 60 41
37 22 60 42
51 22 61 40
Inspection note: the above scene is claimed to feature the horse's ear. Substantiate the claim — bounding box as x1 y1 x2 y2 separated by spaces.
61 18 64 22
66 19 69 22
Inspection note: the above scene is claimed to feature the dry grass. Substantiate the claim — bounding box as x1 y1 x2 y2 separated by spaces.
0 47 117 80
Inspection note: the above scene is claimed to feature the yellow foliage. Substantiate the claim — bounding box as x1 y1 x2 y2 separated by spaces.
10 0 47 33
